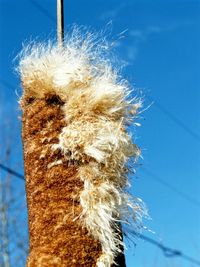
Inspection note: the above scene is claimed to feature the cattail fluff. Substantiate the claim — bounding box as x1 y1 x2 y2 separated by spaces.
18 28 147 267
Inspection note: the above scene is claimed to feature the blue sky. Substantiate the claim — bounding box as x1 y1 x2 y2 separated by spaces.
0 0 200 266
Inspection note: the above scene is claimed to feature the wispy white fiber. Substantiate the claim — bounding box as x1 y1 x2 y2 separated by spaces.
19 27 147 267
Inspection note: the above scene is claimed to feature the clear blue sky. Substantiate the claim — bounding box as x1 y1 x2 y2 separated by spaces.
0 0 200 266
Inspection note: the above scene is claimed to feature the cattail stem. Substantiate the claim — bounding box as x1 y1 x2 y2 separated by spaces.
57 0 64 47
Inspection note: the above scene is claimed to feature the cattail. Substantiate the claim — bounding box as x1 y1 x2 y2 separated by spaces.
18 29 147 267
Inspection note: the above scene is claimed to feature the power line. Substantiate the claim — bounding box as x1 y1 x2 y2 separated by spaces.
147 95 200 143
0 163 24 181
1 3 200 260
1 163 200 265
142 166 200 208
2 4 200 144
0 163 200 266
0 79 15 90
1 82 199 207
2 83 198 208
2 161 200 208
30 2 200 144
129 230 200 266
30 0 56 23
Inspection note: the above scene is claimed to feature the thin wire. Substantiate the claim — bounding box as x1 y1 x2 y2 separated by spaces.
142 166 200 208
31 0 65 46
1 2 200 262
147 95 200 143
0 163 24 181
129 230 200 266
57 0 64 46
30 0 56 23
1 161 200 208
28 3 200 142
1 164 200 265
0 79 15 90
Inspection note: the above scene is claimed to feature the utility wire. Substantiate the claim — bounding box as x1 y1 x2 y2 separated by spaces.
25 4 200 142
29 2 200 144
142 166 200 208
0 163 24 181
130 230 200 266
20 3 200 143
0 79 14 90
1 3 200 264
1 162 200 266
30 0 56 23
2 77 198 208
3 162 200 209
1 82 198 208
147 95 200 143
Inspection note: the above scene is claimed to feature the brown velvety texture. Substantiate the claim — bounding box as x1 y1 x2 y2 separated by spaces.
21 94 126 267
